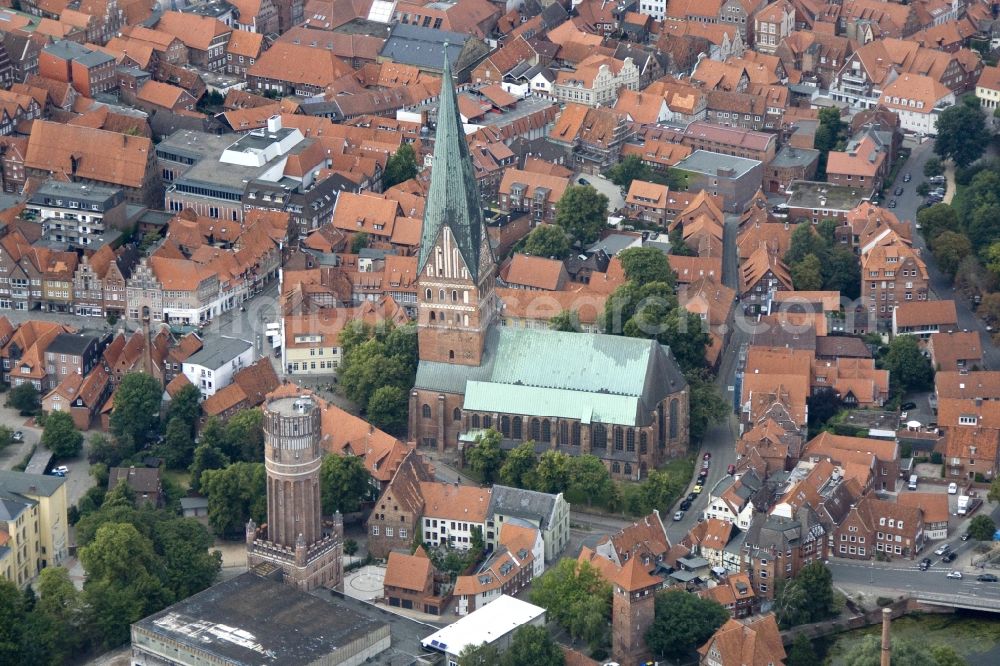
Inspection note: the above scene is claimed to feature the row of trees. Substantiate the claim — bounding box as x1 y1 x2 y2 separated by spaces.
466 430 694 516
458 625 565 666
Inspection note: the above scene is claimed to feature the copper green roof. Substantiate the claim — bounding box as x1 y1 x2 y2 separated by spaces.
417 51 488 280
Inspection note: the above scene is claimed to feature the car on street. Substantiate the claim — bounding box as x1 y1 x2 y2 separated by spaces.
888 199 897 208
727 464 736 475
904 173 912 182
947 570 963 579
687 492 698 503
673 510 685 521
578 178 590 186
703 452 712 460
962 532 971 541
978 573 999 582
929 175 946 184
901 402 917 410
934 543 951 556
12 431 22 442
693 485 704 494
919 557 932 570
680 499 693 511
948 482 958 494
702 460 710 469
53 465 69 475
943 552 957 563
894 187 904 196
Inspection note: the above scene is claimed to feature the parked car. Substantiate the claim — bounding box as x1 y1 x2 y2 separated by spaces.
703 452 712 460
962 532 971 541
727 464 736 475
948 482 958 494
578 178 590 186
904 173 912 182
901 402 917 410
680 499 693 511
673 510 685 521
919 557 932 571
929 175 946 184
947 570 963 579
978 573 999 582
693 485 704 494
894 187 904 196
702 460 710 469
12 431 22 442
934 543 951 556
943 552 957 563
53 466 68 475
687 492 698 503
888 199 897 208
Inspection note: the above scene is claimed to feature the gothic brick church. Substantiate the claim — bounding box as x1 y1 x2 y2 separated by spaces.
407 59 690 480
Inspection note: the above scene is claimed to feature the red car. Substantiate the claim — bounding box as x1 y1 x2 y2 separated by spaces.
727 464 736 476
703 452 712 460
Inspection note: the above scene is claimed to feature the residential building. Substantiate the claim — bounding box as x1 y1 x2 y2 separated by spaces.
826 135 886 196
552 55 640 107
812 357 890 408
835 496 923 560
420 482 492 551
43 331 107 381
785 180 869 224
696 573 758 618
739 245 792 314
879 74 955 136
382 547 447 615
548 103 633 173
897 492 949 540
0 470 68 588
743 508 827 599
42 363 111 430
935 370 1000 430
976 65 1000 111
181 335 253 398
154 11 231 72
3 322 74 391
26 181 128 250
497 169 569 224
367 449 436 558
454 523 542 615
891 299 955 338
72 245 138 318
486 485 570 563
108 466 163 508
929 331 983 372
625 180 670 227
944 426 1000 481
703 471 763 530
498 255 568 292
201 357 279 421
804 431 899 493
673 151 764 213
697 615 785 665
681 121 776 163
38 40 116 98
754 0 795 54
863 243 930 324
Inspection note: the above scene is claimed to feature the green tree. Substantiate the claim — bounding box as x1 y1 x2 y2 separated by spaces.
80 522 161 586
34 567 84 660
785 224 826 266
815 107 847 177
500 441 538 488
567 454 613 506
522 224 571 259
639 468 686 515
366 385 409 434
555 185 609 246
167 383 202 434
929 644 965 666
223 409 265 462
41 410 83 458
188 442 230 493
109 372 162 452
549 309 581 332
339 324 418 412
0 578 28 664
0 425 12 452
883 335 934 394
791 254 824 291
151 517 221 600
774 561 835 628
917 203 960 243
503 625 564 666
787 632 821 666
934 103 988 167
824 246 861 299
968 203 1000 252
606 154 652 190
350 231 370 254
158 416 195 469
138 230 161 255
87 432 127 467
530 559 612 649
669 224 696 256
968 514 996 540
924 156 944 178
383 143 418 189
844 635 936 666
320 454 373 515
645 589 729 661
533 450 571 493
979 292 1000 329
199 462 267 538
6 382 39 414
931 231 972 277
687 370 729 443
466 429 505 484
619 246 674 286
458 641 502 666
83 578 157 649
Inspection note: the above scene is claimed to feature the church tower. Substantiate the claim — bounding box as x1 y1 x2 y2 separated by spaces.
611 559 659 666
416 53 498 367
246 392 342 591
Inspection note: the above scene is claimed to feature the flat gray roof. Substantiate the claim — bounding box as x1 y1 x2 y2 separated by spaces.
676 150 761 178
786 180 869 211
184 336 252 371
770 145 820 168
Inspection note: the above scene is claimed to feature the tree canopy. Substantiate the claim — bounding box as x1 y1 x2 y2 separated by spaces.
530 559 612 651
606 154 652 190
968 514 996 541
109 372 162 453
338 321 417 434
41 411 83 459
618 246 675 286
319 454 374 515
774 561 835 628
843 635 939 666
466 429 505 485
934 103 988 167
555 185 609 246
522 224 572 259
882 335 934 395
931 231 972 277
645 589 729 660
382 143 419 189
199 462 267 537
6 383 40 414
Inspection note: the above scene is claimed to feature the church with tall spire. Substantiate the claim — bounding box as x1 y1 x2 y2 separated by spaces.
408 57 691 480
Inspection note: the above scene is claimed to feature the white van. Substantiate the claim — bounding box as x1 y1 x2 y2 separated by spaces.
908 474 918 490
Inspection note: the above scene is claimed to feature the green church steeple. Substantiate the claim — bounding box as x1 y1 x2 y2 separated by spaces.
417 52 490 281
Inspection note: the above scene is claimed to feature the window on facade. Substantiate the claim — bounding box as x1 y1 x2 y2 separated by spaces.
530 418 540 441
512 416 522 440
559 421 569 445
627 430 635 452
541 419 550 442
639 432 648 454
593 424 607 448
483 415 491 429
669 399 679 439
624 463 632 476
501 416 510 437
422 404 431 419
453 408 461 422
471 414 480 428
572 422 581 446
612 461 620 474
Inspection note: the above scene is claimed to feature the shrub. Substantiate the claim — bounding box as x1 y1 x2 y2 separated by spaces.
876 597 893 607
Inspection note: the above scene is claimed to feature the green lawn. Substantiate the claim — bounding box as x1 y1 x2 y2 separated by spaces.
163 469 191 492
